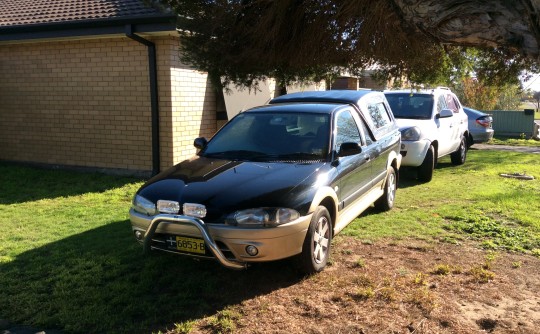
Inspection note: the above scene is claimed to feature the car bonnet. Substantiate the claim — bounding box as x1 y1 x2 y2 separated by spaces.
137 156 329 222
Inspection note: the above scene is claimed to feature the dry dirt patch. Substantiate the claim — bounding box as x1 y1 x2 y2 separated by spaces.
193 238 540 334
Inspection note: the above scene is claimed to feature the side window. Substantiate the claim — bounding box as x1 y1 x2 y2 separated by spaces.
436 95 446 114
335 110 361 151
357 118 374 146
367 102 392 129
445 94 458 113
452 96 461 112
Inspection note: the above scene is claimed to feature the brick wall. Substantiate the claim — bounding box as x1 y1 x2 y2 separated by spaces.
156 36 217 168
0 34 217 174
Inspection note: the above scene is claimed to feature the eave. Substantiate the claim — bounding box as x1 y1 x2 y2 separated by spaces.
0 14 177 43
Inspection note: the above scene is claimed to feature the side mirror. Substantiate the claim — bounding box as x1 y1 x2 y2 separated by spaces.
194 137 208 149
338 142 362 157
437 109 454 118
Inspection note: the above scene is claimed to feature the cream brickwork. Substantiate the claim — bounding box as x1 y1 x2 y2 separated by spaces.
0 35 217 173
155 36 216 168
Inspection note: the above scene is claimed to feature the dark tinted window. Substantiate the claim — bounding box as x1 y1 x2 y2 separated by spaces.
203 112 330 160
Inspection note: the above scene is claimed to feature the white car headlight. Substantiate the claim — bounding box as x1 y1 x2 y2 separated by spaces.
230 208 300 227
401 126 421 141
132 195 156 216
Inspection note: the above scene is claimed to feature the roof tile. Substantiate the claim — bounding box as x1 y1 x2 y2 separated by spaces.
0 0 170 27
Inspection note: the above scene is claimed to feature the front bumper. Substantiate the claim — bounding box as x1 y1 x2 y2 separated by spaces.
130 209 312 269
400 140 431 167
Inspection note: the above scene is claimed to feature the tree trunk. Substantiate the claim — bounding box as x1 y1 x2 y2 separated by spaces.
391 0 540 59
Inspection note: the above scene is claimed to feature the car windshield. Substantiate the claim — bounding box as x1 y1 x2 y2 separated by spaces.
201 112 331 162
385 93 434 120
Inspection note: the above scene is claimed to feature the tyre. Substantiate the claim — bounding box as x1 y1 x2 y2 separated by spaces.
297 206 332 275
418 145 434 182
451 135 467 165
467 133 474 148
374 167 397 211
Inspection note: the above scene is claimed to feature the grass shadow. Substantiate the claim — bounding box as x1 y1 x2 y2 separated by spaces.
397 150 515 188
0 162 144 204
0 220 304 333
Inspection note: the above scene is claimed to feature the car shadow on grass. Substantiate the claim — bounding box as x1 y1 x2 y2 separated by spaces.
396 167 422 188
397 159 470 189
0 163 144 205
0 220 304 334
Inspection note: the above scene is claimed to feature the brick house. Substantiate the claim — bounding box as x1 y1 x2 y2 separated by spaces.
0 0 224 176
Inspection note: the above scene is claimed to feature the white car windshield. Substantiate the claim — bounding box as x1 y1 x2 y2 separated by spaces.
385 93 434 120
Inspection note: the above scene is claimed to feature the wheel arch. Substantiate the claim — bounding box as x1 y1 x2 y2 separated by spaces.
390 157 400 186
319 196 337 231
309 186 338 231
465 130 473 147
430 140 439 164
386 150 401 188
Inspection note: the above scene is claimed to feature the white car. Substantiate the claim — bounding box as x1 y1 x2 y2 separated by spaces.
384 87 469 182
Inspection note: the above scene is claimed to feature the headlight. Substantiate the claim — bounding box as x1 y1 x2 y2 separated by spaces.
183 203 207 218
132 195 156 216
157 200 180 214
400 126 421 141
229 208 300 227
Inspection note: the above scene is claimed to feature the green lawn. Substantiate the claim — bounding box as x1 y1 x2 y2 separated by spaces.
490 137 540 146
343 151 540 253
1 150 539 333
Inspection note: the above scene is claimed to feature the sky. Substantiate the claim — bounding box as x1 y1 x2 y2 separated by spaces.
521 73 540 92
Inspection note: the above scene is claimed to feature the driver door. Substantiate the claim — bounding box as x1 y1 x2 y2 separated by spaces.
334 109 373 210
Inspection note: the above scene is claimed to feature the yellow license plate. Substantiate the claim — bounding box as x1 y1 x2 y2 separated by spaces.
176 236 206 255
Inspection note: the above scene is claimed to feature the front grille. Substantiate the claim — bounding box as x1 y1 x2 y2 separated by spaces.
215 240 236 261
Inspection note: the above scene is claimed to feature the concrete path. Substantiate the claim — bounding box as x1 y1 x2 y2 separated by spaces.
472 143 540 154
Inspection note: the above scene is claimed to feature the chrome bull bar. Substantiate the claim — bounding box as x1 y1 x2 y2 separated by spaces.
143 214 247 270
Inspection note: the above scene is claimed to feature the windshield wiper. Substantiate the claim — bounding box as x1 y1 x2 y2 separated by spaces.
203 150 267 160
262 152 324 161
205 150 325 162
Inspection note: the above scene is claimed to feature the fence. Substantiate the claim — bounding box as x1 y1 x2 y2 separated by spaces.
489 109 536 137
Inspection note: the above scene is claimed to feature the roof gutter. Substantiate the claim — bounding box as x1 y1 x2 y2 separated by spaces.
125 24 160 176
0 15 176 42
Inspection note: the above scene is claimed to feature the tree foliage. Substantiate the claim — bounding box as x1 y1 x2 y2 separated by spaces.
162 0 539 90
451 78 522 110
